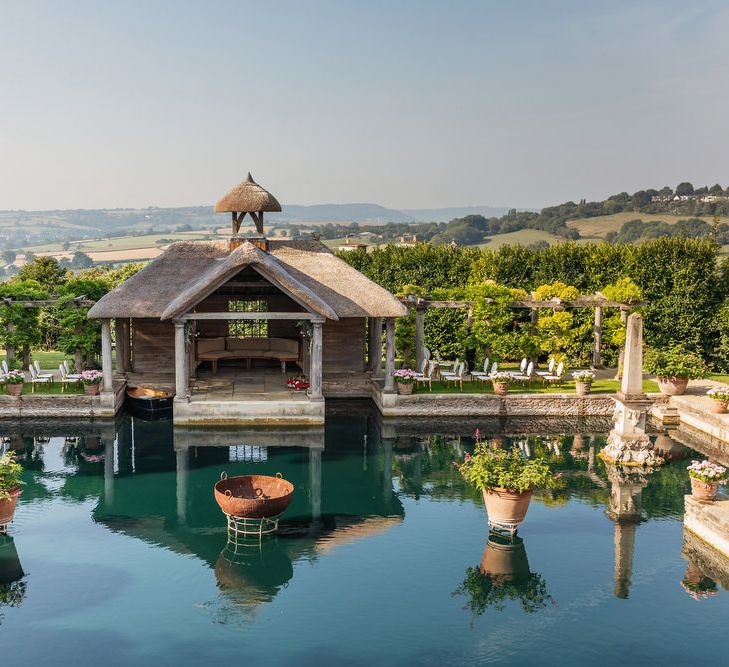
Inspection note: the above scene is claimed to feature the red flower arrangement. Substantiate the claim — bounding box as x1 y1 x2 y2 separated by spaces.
287 376 310 391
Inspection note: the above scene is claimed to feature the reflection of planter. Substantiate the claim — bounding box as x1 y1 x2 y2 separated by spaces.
710 400 728 414
84 383 100 396
690 477 720 501
482 488 533 527
681 561 718 600
397 382 414 395
575 382 591 397
0 488 21 526
6 384 23 397
652 434 685 461
656 377 689 396
493 382 509 396
0 535 24 584
480 533 530 580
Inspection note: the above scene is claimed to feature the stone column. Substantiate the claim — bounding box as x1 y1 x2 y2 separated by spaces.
367 317 383 377
101 318 113 392
176 448 189 524
530 308 539 364
620 313 645 401
174 321 188 401
310 321 323 400
615 307 630 380
592 305 602 369
382 437 394 501
415 308 426 371
384 317 396 393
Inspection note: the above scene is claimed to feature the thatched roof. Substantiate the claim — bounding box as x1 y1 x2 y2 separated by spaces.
88 239 408 320
214 173 282 213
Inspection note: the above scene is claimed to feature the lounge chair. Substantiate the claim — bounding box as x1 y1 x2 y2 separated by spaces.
1 360 8 374
414 359 436 391
33 361 54 381
434 351 455 371
471 358 490 382
542 361 566 386
29 365 52 392
537 357 556 377
441 361 466 390
513 361 535 386
487 361 498 377
519 358 528 374
59 364 82 392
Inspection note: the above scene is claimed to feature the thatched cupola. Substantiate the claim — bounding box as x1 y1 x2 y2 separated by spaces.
214 173 282 237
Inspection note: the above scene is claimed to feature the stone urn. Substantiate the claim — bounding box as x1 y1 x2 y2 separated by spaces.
690 477 721 501
84 383 100 396
6 383 23 397
482 488 533 527
656 377 689 396
0 488 22 527
575 381 592 397
397 382 414 395
710 400 728 414
492 382 509 397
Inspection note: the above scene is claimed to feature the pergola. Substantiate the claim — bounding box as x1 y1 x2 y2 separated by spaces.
400 293 643 372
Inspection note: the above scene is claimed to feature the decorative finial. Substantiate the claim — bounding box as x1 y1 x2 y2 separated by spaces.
246 172 254 183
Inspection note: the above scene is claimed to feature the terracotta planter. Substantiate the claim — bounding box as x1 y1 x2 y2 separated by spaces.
0 488 21 526
84 383 100 396
397 382 414 395
657 377 689 396
493 382 509 397
710 400 728 414
482 488 533 527
690 477 721 501
575 381 592 397
0 535 24 584
6 383 23 397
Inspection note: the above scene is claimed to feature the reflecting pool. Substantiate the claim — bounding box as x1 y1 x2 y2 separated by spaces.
1 404 729 666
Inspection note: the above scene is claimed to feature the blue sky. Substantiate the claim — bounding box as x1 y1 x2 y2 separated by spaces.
1 0 728 210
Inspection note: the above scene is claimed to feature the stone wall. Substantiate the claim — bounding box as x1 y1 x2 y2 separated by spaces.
373 387 616 418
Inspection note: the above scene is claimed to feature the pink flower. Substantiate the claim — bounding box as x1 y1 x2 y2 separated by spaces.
464 452 471 461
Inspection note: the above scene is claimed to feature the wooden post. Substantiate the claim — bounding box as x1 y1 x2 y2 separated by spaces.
114 319 124 375
415 307 425 371
384 317 396 393
176 448 189 524
310 321 323 400
592 305 602 369
174 321 188 401
101 318 113 392
530 308 539 364
121 319 131 371
367 317 383 376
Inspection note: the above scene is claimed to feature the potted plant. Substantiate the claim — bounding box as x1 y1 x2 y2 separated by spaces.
286 375 310 392
0 452 24 528
490 371 514 396
80 369 103 395
681 561 718 600
706 386 729 414
687 459 728 501
394 368 418 395
572 370 595 396
456 443 562 527
644 344 706 396
1 370 25 397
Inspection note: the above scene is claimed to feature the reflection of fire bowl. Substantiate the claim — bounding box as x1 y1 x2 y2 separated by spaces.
480 532 530 582
214 473 294 519
652 434 686 462
214 543 293 609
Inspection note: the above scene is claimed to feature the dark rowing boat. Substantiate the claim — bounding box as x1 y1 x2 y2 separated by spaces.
125 387 173 420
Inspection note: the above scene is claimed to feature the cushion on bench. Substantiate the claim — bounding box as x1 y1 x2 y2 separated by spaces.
197 337 226 354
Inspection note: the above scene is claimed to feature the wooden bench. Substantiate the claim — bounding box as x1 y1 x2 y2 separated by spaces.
196 337 301 374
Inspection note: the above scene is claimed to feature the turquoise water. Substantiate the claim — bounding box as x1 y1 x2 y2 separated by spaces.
1 406 728 666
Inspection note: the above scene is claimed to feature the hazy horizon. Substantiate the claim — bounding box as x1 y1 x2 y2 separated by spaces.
2 1 728 211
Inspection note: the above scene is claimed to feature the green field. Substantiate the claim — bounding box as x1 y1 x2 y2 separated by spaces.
478 229 559 249
567 212 729 240
27 232 216 254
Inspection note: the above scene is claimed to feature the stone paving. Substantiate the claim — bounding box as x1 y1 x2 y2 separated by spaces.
190 367 308 402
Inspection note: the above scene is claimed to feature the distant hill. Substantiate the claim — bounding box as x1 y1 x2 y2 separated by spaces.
271 204 513 223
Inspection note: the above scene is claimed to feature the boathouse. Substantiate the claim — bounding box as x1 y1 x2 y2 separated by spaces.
88 174 407 424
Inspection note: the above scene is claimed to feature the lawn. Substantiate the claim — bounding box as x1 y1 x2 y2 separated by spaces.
1 350 70 370
477 229 560 249
566 212 729 241
412 378 659 395
1 382 86 395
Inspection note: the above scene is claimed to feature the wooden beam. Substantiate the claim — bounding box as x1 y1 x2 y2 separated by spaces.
180 311 325 322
